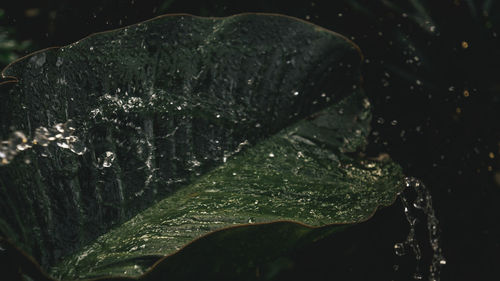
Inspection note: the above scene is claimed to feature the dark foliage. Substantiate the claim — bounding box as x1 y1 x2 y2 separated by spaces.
1 1 499 280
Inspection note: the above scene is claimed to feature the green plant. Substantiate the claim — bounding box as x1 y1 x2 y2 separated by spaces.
0 13 405 280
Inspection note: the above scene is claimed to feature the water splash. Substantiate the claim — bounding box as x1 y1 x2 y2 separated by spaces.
0 120 87 166
394 177 446 281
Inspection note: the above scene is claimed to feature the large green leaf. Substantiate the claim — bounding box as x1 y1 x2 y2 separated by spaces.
0 13 404 280
50 88 403 280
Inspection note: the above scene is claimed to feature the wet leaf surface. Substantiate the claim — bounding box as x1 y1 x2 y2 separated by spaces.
0 14 404 280
50 88 403 279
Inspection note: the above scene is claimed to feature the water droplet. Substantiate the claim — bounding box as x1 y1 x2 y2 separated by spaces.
55 123 65 133
101 151 115 168
362 98 371 109
16 143 31 151
69 141 87 155
394 243 407 256
34 53 46 67
56 57 64 67
12 132 28 145
56 141 70 149
413 272 423 280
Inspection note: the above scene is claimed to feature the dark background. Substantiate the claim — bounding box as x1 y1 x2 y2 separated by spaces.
1 1 499 280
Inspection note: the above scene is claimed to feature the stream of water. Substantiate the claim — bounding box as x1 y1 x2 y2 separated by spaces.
394 177 447 281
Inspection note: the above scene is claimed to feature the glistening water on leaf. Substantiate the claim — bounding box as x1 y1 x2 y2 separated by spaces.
0 13 404 280
50 87 404 280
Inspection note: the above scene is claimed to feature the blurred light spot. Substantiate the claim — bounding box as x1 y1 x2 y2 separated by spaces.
463 90 470 97
495 172 500 187
25 8 40 17
461 41 469 49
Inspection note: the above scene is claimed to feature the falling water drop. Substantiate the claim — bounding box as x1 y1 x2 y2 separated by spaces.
101 151 116 168
56 141 70 149
394 242 407 256
69 141 87 155
34 127 51 146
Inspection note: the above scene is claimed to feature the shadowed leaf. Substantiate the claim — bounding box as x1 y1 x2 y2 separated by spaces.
0 14 404 280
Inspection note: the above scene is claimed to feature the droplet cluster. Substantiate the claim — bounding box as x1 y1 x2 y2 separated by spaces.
0 120 86 166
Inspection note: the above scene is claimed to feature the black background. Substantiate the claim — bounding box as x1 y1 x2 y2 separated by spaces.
1 1 499 280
